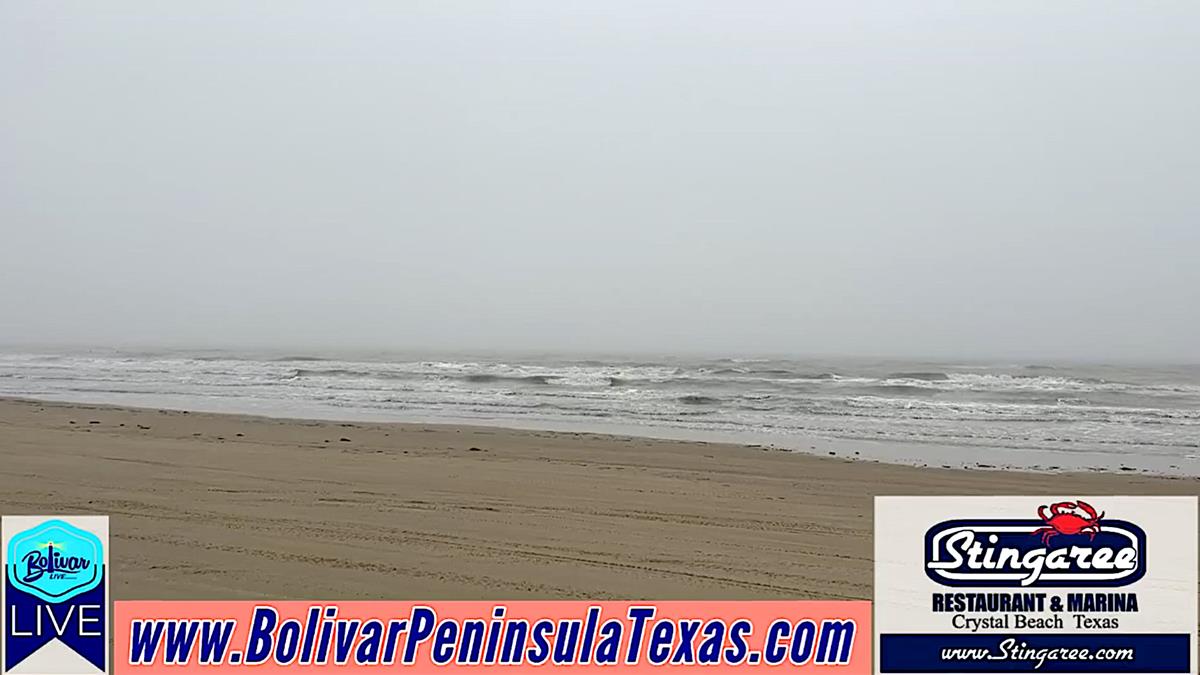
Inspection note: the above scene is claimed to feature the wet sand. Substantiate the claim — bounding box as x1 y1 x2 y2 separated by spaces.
0 397 1193 601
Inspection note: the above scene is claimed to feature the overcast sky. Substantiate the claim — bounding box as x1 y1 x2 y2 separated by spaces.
1 2 1196 361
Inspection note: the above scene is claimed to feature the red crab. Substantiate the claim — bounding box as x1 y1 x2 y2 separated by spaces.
1032 500 1103 545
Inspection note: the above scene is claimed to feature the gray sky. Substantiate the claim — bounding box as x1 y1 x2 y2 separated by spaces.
2 1 1197 361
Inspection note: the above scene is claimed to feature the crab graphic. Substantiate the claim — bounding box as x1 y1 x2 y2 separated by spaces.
1032 500 1104 545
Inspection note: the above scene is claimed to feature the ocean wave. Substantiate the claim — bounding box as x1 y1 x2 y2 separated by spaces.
3 351 1198 463
463 374 555 385
292 368 375 379
706 367 836 379
679 395 721 405
869 372 1200 396
862 384 936 395
837 394 1200 421
887 371 951 381
292 364 669 389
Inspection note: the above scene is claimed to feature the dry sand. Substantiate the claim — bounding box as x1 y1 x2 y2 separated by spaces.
0 397 1194 601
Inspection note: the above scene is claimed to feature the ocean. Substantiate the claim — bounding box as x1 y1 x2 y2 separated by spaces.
1 350 1197 476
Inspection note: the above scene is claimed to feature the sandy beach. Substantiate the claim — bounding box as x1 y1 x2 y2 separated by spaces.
0 396 1194 601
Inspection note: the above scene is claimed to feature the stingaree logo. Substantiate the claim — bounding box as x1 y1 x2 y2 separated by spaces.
3 516 109 675
925 500 1146 587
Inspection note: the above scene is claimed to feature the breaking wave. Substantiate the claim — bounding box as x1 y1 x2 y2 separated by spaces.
888 371 951 381
2 351 1198 470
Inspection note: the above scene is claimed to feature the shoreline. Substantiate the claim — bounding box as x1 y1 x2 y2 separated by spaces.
0 397 1194 601
3 392 1195 478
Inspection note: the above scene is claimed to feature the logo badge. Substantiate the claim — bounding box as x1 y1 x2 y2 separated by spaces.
925 500 1146 587
6 519 104 603
3 515 109 675
876 496 1197 675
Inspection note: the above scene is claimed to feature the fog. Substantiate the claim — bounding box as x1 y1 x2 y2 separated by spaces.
2 1 1197 361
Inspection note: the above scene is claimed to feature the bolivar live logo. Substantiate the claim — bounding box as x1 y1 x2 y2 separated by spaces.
875 496 1197 674
3 516 109 675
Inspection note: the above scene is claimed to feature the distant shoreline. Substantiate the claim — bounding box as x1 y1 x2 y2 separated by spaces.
3 393 1197 479
1 397 1195 601
3 351 1195 477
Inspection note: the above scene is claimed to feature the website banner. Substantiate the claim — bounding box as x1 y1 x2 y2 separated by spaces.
875 496 1197 674
114 600 869 673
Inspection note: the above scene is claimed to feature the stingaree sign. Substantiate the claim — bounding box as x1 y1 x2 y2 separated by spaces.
924 501 1147 588
875 496 1197 674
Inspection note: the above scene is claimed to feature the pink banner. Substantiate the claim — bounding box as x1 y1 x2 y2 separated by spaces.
115 600 870 673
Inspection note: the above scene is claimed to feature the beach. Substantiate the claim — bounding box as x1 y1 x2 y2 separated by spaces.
0 396 1193 601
